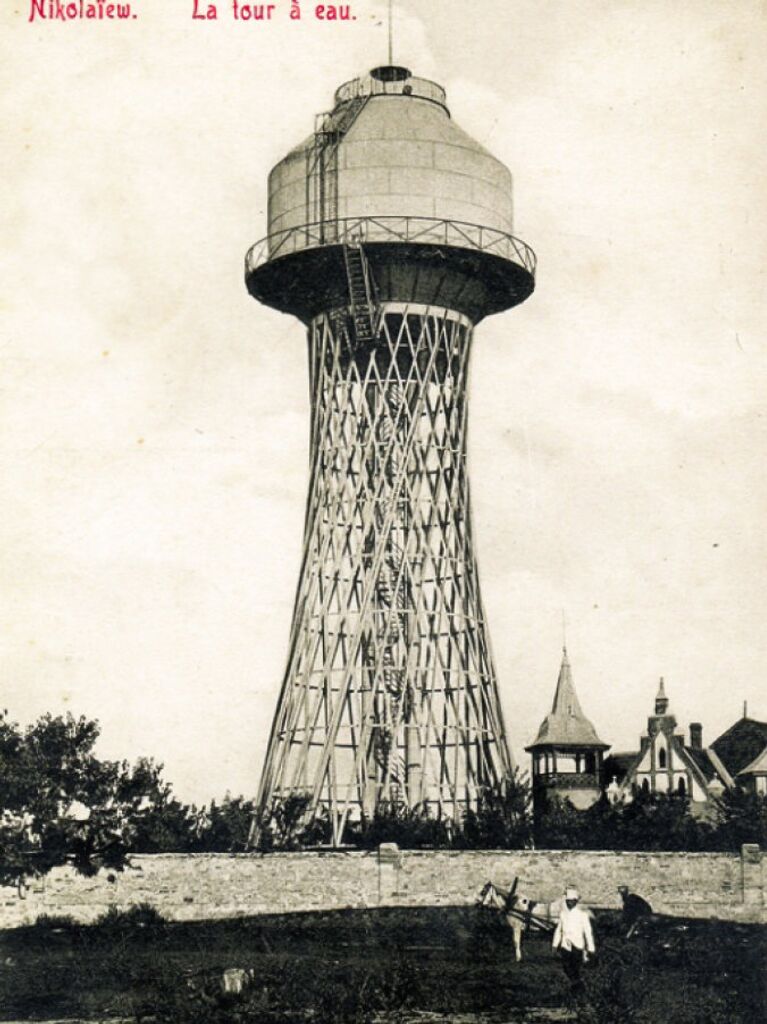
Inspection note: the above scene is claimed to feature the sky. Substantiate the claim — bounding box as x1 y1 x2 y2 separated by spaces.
2 0 766 805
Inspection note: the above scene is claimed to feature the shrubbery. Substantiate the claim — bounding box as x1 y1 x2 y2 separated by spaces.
536 787 767 853
345 800 451 849
93 902 166 935
0 710 267 884
459 769 534 849
4 710 764 871
254 779 767 853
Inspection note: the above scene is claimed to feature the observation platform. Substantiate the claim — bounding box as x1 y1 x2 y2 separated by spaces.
333 66 449 112
245 215 536 325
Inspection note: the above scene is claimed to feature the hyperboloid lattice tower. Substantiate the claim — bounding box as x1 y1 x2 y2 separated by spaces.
246 66 535 845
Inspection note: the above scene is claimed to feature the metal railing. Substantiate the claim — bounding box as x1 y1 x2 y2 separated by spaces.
334 74 447 109
245 216 536 277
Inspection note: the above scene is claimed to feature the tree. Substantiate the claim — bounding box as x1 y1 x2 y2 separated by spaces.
0 711 125 883
196 794 257 852
532 790 715 852
460 770 534 849
350 800 452 849
711 786 767 851
609 790 712 851
0 710 199 884
253 794 333 851
534 791 590 849
119 758 203 854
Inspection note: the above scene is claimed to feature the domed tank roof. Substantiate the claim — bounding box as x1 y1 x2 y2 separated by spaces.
267 66 515 241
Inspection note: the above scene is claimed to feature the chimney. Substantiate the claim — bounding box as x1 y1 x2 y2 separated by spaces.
689 723 703 750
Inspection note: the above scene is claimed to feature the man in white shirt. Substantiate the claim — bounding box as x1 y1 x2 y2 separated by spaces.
552 887 595 997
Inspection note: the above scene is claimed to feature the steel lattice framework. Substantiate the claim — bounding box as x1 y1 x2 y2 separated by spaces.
244 69 536 847
255 301 515 843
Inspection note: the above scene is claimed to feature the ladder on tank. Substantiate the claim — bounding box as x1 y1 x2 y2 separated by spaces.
343 240 378 346
307 95 370 241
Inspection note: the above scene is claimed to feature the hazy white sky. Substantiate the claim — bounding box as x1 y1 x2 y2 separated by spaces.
2 1 766 805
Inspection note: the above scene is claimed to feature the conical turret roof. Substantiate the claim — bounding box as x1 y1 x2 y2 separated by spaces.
526 649 609 750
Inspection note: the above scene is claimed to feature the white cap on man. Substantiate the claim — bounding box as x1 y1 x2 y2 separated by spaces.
565 887 580 901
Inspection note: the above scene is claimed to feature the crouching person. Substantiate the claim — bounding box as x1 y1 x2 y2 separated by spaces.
618 884 652 938
552 887 595 999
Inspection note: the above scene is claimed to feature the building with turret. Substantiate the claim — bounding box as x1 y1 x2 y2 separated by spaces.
527 658 767 815
607 679 732 813
526 648 609 813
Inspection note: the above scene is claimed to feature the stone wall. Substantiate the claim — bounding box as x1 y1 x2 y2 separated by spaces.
1 845 763 930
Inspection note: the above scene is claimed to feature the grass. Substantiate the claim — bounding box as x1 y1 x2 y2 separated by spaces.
0 906 764 1023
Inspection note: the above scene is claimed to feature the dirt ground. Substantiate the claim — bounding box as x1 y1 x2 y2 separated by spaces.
0 906 764 1023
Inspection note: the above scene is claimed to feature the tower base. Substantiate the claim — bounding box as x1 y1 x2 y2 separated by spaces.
255 301 514 845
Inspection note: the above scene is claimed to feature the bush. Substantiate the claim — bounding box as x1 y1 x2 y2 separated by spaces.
535 792 590 849
460 770 534 849
535 791 717 852
253 793 333 851
93 902 165 934
607 791 714 851
253 774 534 851
710 786 767 850
195 794 257 852
349 801 452 849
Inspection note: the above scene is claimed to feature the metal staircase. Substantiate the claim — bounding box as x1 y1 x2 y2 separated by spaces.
342 241 378 346
307 94 380 349
307 95 369 240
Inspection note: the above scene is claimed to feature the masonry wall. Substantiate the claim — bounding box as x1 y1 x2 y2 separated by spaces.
1 845 763 930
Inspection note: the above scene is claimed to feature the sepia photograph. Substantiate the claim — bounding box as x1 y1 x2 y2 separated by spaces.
1 1 766 1021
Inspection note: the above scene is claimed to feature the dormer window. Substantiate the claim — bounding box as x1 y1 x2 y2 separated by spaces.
658 747 667 769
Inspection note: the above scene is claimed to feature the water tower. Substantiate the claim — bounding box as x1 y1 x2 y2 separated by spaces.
246 65 535 845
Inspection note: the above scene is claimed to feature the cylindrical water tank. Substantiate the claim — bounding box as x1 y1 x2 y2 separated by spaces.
246 66 534 326
267 66 514 240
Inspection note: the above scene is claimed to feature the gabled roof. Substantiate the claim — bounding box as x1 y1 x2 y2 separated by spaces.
738 745 767 777
684 746 718 782
526 649 609 751
704 746 735 788
617 731 722 798
604 752 637 784
711 717 767 777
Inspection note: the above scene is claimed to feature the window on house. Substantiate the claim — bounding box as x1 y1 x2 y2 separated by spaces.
658 748 667 769
677 776 686 795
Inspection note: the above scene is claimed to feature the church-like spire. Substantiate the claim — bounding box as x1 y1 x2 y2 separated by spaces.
550 646 585 719
655 676 669 715
527 649 608 750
